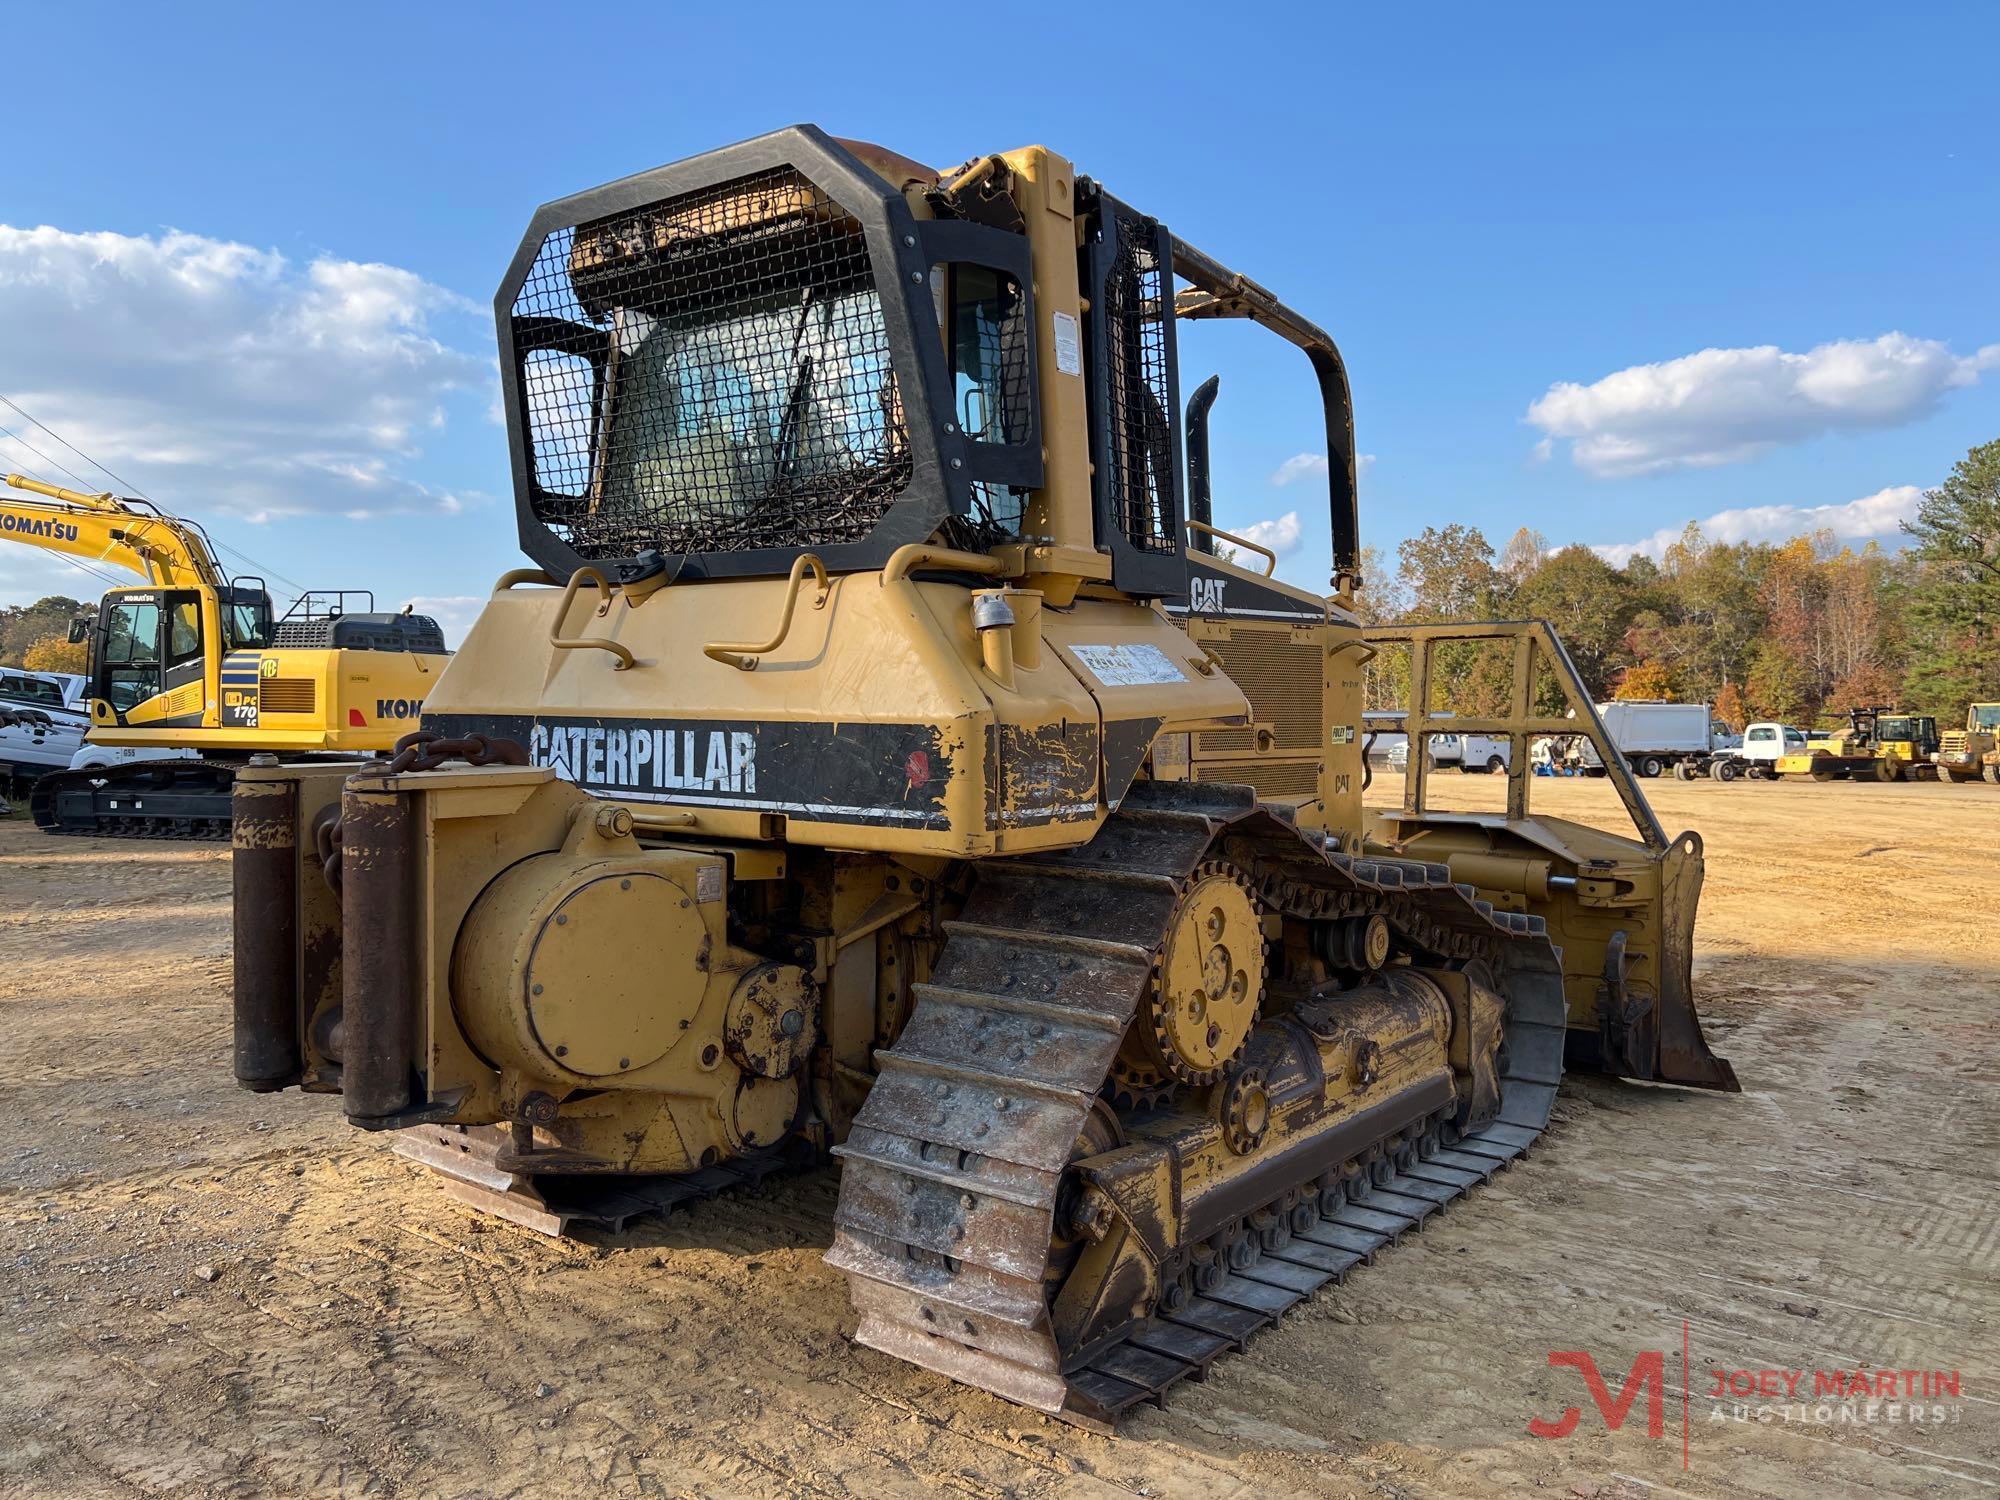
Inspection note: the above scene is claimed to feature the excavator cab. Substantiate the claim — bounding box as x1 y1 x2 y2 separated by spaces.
82 580 271 726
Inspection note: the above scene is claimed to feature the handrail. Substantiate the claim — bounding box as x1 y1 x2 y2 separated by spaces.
1186 519 1276 576
704 553 829 672
1361 618 1668 853
548 566 635 670
880 544 1006 585
496 567 556 590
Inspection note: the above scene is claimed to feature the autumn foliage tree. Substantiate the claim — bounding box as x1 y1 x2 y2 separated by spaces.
0 596 88 667
1614 660 1676 700
20 633 87 674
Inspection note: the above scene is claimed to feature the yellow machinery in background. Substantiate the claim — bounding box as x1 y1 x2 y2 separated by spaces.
1935 703 2000 783
232 128 1735 1423
1777 706 1940 782
0 473 449 835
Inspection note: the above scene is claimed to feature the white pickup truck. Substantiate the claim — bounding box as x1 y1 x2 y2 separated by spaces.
1387 733 1485 773
0 668 91 796
1697 721 1811 781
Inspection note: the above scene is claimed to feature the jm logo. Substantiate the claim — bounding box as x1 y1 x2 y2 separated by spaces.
1190 576 1227 614
1529 1349 1668 1441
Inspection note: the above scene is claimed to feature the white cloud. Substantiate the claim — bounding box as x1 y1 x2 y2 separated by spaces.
1528 334 2000 477
401 594 485 649
0 225 491 525
1268 451 1376 487
1269 453 1328 487
1592 484 1924 565
1235 511 1304 557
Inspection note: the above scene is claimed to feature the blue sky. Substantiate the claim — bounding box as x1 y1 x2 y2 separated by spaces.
3 3 1995 637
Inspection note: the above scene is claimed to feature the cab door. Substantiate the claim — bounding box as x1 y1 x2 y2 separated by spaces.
162 592 206 701
96 593 164 724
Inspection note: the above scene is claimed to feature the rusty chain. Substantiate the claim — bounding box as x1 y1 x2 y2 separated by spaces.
361 730 530 776
316 731 531 892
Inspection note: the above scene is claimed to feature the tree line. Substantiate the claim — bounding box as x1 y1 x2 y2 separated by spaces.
1354 436 2000 729
0 595 89 674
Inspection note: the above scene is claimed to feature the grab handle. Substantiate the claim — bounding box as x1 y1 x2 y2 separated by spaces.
549 567 635 670
1186 519 1276 576
703 554 829 672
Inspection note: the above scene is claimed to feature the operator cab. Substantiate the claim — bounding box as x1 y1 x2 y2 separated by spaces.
83 581 272 723
499 126 1357 607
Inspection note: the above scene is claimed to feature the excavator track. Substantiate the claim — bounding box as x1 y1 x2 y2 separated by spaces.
827 781 1567 1423
30 759 238 839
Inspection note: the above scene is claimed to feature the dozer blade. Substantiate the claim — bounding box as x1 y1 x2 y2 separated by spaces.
1652 834 1738 1091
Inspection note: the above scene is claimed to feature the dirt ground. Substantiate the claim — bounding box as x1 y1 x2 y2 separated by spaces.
1 773 1995 1498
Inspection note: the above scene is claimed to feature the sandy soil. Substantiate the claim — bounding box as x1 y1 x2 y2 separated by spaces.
1 773 1995 1498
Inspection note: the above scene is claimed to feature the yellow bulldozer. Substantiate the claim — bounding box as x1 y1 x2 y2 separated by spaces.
232 127 1735 1423
1935 702 2000 783
0 472 449 835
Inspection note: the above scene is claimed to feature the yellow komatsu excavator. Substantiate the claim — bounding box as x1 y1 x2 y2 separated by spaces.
0 473 450 835
232 128 1736 1423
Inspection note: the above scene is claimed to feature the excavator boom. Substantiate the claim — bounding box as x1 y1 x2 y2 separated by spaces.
2 472 225 589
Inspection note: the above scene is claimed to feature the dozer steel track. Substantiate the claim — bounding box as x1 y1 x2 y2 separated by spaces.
394 1124 812 1237
826 782 1567 1423
31 760 237 839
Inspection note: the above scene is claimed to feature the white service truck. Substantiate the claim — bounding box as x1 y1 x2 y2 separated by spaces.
1562 700 1734 778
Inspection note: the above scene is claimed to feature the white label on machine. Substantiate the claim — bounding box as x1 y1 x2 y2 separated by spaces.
1072 643 1186 686
1051 311 1082 376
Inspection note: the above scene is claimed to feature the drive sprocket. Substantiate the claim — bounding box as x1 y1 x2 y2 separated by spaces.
1120 859 1267 1088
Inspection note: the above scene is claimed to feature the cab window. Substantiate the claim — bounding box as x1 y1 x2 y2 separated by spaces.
102 600 162 713
168 600 203 667
104 601 160 667
1747 726 1773 744
227 601 269 650
934 262 1031 536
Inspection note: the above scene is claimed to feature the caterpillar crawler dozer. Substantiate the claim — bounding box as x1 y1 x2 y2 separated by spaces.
233 127 1736 1423
0 472 449 836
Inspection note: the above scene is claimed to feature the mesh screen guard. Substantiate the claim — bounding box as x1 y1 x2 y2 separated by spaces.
515 168 911 557
496 128 1042 582
1082 189 1187 600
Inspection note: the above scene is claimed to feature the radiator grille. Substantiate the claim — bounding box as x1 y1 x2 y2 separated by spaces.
1196 632 1323 754
258 679 316 715
1103 215 1175 555
1195 760 1318 798
512 166 911 559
